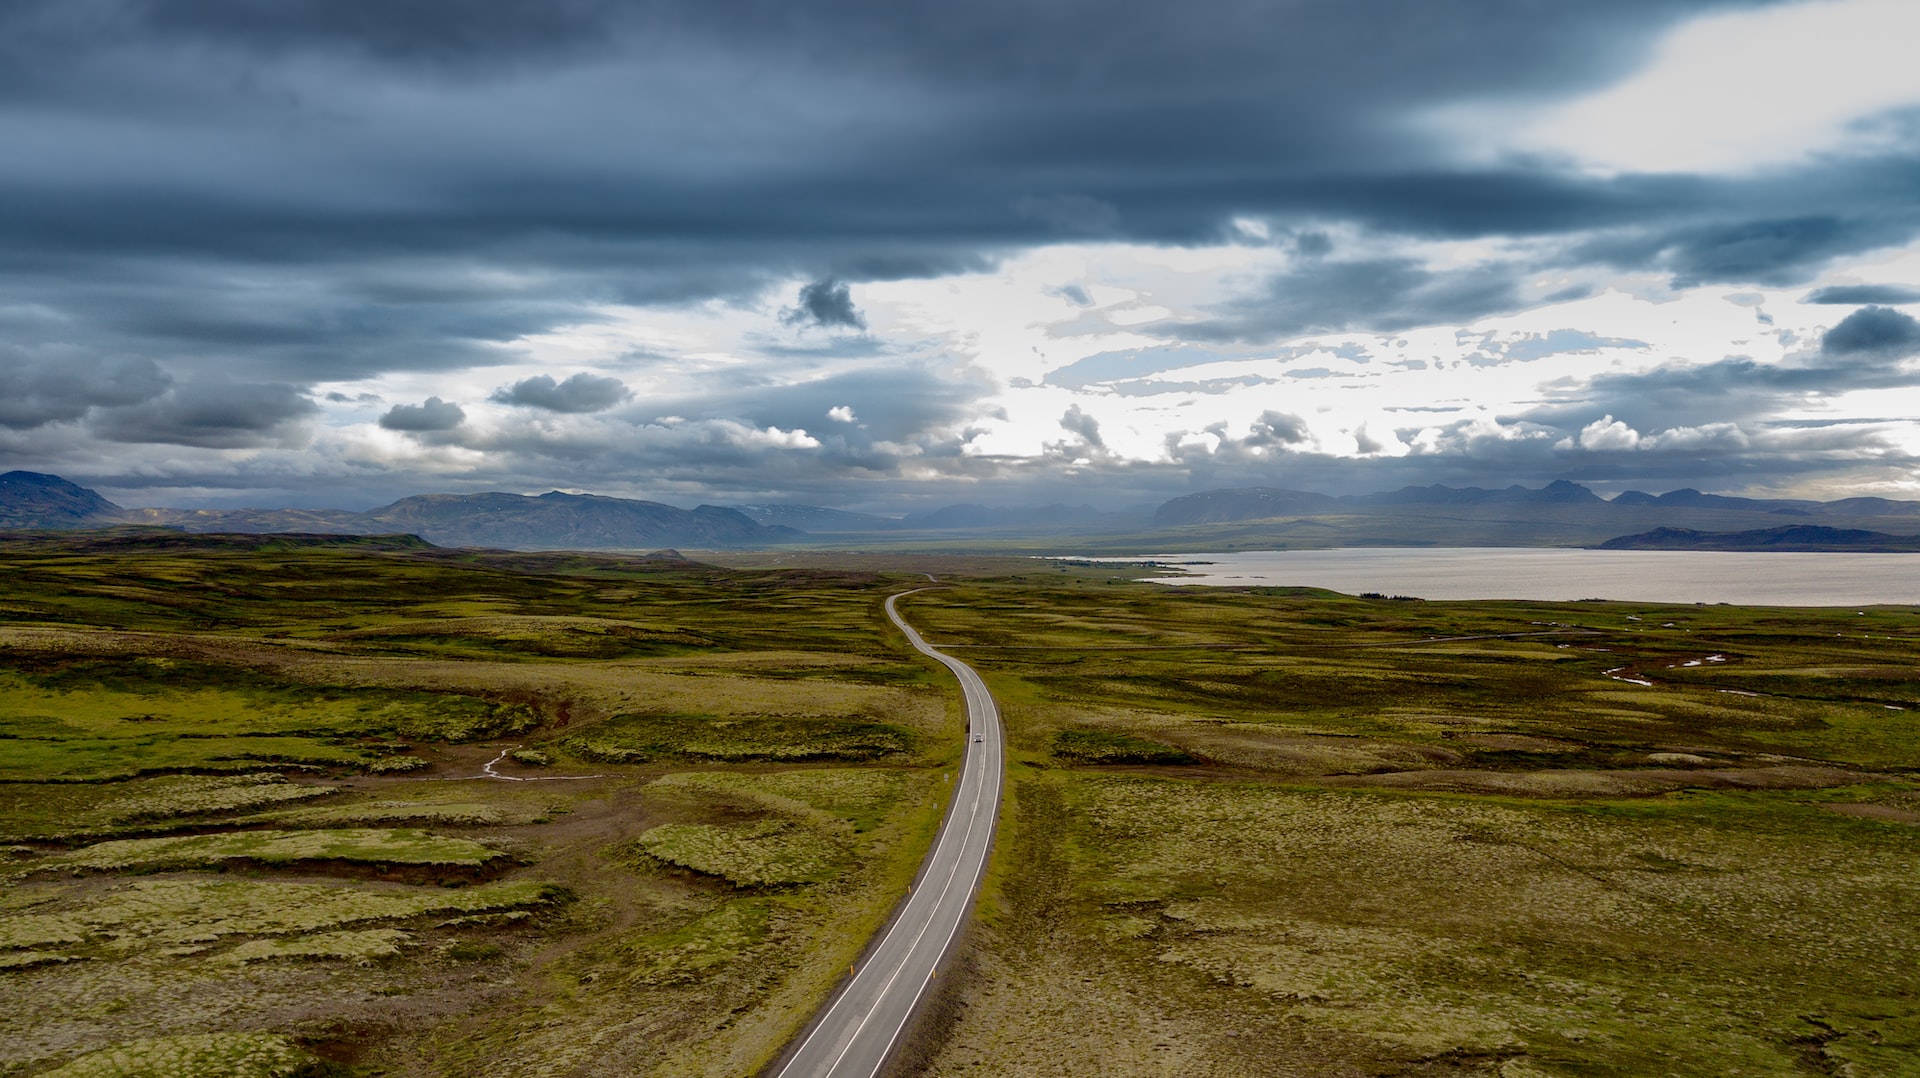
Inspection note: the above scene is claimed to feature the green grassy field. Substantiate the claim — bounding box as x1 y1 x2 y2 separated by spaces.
890 580 1920 1076
0 536 957 1077
4 535 1916 1075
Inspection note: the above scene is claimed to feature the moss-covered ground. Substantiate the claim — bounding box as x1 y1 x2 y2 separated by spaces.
893 579 1920 1077
7 535 1917 1075
0 535 957 1076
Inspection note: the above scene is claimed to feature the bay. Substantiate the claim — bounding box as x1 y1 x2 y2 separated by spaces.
1144 547 1920 605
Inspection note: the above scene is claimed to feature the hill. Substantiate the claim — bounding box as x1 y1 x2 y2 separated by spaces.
351 492 789 549
0 471 124 528
5 474 797 550
1118 481 1920 553
1153 488 1340 525
1595 525 1920 552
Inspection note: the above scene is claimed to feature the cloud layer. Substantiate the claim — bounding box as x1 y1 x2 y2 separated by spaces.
2 0 1919 508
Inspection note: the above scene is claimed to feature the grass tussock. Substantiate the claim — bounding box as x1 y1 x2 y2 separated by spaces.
638 821 846 887
43 1033 322 1078
0 773 337 841
0 877 563 955
219 928 410 965
23 827 505 876
250 799 514 828
1052 728 1196 766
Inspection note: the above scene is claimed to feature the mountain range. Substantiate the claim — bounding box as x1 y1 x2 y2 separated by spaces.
1595 525 1920 552
1150 479 1920 524
0 472 793 550
6 470 1920 552
1140 481 1920 551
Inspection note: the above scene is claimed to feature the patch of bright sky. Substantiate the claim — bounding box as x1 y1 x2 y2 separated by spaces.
877 242 1839 462
1432 0 1920 174
311 231 1920 474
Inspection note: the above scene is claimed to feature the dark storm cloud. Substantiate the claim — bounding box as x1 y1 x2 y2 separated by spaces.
491 373 632 413
379 397 467 432
130 0 630 65
1292 232 1334 259
0 2 1819 285
1820 306 1920 358
90 381 318 448
1804 284 1920 305
0 255 592 383
1059 405 1105 451
0 0 1885 413
0 352 172 429
1649 216 1899 288
1246 410 1310 447
784 280 866 331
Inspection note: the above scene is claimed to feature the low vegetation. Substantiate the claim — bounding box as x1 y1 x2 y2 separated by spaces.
20 828 507 877
895 579 1920 1076
0 536 955 1076
1052 728 1196 765
42 1033 324 1078
7 533 1916 1075
559 712 912 764
0 773 338 842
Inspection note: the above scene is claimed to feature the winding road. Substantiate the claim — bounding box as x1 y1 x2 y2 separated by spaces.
772 588 1004 1078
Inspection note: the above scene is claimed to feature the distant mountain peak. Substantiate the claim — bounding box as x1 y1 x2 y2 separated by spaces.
0 471 123 528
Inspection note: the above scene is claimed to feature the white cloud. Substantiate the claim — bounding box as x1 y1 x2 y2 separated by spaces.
1579 415 1642 451
1437 0 1920 174
736 424 820 449
1643 423 1750 451
827 405 857 423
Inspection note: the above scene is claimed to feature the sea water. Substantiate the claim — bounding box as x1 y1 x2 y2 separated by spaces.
1144 547 1920 605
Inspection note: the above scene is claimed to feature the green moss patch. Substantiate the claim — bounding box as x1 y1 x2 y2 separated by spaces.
1 877 561 955
649 768 910 830
0 736 370 784
638 821 845 887
0 657 537 783
628 898 778 986
251 800 511 828
220 929 410 965
43 1032 320 1078
0 774 338 842
0 949 79 970
1053 728 1196 766
26 827 504 876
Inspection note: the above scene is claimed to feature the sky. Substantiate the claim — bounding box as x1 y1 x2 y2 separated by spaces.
4 0 1920 512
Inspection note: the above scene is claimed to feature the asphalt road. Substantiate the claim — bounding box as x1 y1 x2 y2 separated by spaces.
772 588 1004 1078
